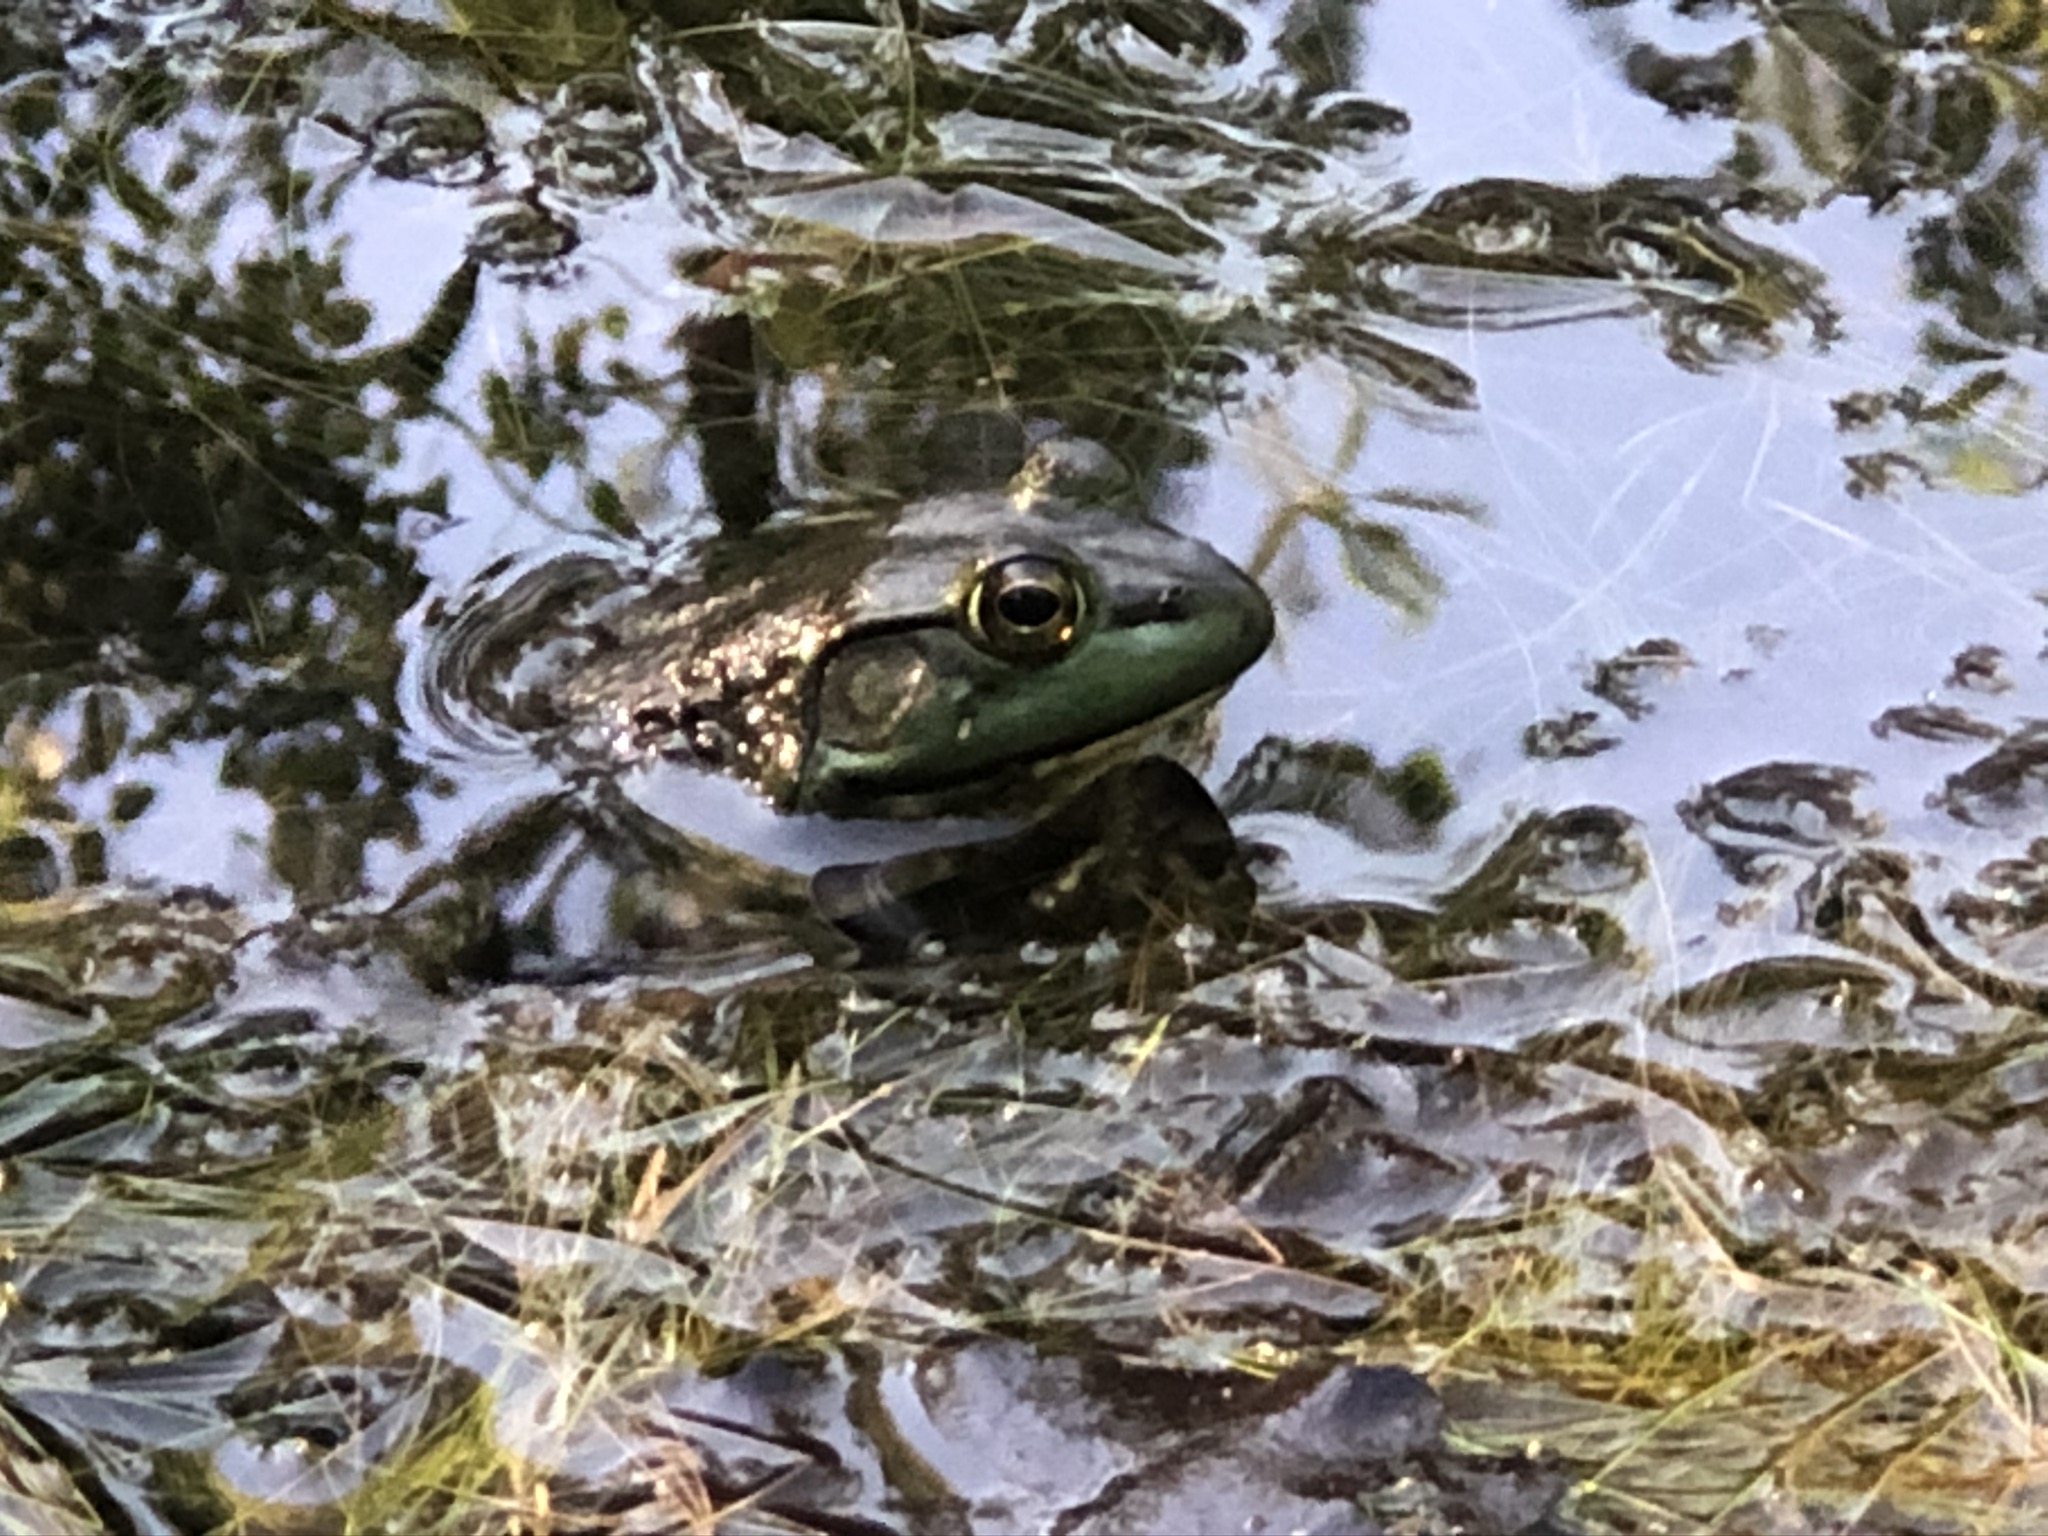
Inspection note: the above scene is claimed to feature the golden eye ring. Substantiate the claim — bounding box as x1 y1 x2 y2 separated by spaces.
966 554 1086 663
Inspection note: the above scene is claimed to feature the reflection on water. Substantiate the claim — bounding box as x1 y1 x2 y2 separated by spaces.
5 0 2048 1530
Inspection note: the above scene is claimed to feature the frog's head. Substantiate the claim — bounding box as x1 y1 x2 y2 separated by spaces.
792 494 1273 817
435 487 1272 823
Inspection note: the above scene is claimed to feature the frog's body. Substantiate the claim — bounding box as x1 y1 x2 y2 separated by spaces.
446 491 1273 820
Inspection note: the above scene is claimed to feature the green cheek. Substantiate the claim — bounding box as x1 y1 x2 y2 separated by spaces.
797 598 1267 818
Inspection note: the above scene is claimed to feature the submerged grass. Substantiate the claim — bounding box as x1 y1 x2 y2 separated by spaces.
1344 1155 2048 1533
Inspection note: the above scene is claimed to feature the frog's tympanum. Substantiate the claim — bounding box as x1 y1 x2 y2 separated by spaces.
443 492 1274 821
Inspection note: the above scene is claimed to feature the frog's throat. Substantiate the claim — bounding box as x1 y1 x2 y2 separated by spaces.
798 683 1234 820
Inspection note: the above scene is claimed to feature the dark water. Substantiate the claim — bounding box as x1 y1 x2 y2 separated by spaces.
4 1 2048 1531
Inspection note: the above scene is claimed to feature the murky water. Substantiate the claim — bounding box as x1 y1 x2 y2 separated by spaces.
5 1 2048 1531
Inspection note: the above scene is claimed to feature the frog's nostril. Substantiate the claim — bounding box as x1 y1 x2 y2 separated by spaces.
632 705 679 739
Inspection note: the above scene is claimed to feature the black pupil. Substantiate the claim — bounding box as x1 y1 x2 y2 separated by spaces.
997 582 1062 630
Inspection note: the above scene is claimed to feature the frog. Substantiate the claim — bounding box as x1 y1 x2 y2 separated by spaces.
437 484 1275 824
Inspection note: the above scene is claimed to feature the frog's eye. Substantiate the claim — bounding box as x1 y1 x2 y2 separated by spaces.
967 554 1086 663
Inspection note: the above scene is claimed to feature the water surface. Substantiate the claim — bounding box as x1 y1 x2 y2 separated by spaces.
5 1 2048 1530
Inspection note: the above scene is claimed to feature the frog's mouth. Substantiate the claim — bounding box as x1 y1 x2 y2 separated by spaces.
827 680 1234 813
795 576 1274 817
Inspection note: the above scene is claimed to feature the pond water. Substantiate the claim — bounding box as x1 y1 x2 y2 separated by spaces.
5 1 2048 1531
